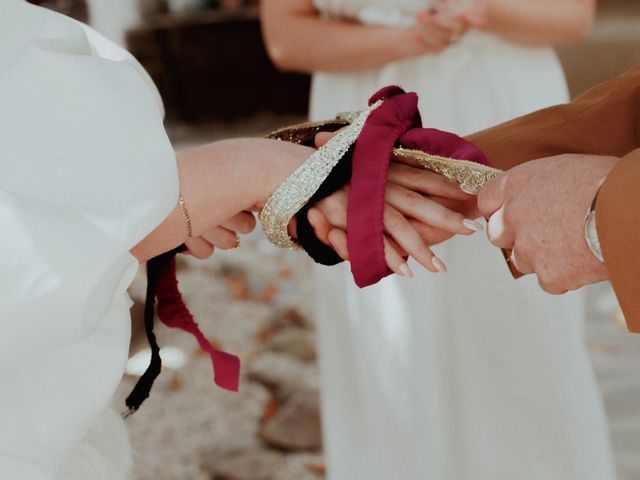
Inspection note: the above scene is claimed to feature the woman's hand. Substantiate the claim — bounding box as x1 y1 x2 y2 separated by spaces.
132 139 313 263
310 131 482 276
308 166 481 277
429 0 487 29
183 211 256 259
411 8 471 53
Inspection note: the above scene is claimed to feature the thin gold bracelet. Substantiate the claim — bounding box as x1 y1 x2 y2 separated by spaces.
178 193 192 238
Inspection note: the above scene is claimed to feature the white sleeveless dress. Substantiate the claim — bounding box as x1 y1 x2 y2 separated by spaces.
310 1 617 479
0 2 177 478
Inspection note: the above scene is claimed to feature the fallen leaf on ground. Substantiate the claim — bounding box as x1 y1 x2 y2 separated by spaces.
260 399 279 423
306 463 326 476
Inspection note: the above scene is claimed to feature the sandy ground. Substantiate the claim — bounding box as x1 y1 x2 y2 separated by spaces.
114 239 640 480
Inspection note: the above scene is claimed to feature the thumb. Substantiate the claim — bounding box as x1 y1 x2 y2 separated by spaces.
477 172 508 217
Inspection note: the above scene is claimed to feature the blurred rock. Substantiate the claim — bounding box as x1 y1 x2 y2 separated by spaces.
266 327 316 362
212 449 286 480
200 432 260 474
247 352 318 400
261 389 322 451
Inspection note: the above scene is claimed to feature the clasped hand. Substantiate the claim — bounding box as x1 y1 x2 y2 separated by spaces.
478 154 616 293
309 135 617 293
176 137 617 297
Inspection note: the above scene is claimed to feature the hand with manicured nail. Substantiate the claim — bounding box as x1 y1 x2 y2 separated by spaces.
308 130 482 276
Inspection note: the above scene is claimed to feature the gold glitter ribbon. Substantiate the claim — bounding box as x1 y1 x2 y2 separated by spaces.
394 149 501 193
261 105 502 249
260 101 382 249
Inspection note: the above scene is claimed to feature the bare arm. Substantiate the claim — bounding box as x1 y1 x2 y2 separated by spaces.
480 0 595 46
260 0 457 73
131 139 313 262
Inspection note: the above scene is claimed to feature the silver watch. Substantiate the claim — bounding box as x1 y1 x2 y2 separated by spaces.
584 191 604 263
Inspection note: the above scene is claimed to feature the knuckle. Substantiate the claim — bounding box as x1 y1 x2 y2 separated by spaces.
385 209 407 230
537 267 566 294
501 205 517 228
406 166 426 184
402 190 425 210
324 194 346 216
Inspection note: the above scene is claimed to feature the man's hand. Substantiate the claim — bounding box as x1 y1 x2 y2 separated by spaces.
478 154 618 294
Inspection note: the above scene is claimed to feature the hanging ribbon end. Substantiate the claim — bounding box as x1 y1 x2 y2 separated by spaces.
212 350 241 392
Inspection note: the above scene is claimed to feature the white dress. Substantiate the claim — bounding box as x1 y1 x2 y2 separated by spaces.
0 1 177 479
310 1 617 479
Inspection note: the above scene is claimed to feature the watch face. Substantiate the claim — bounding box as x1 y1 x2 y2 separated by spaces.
585 210 604 262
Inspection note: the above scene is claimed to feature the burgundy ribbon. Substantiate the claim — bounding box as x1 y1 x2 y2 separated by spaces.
347 86 488 288
156 254 240 392
126 249 240 412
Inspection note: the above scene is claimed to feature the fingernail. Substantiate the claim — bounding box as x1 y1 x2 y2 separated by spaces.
432 257 447 273
399 263 414 279
460 184 479 195
463 219 483 232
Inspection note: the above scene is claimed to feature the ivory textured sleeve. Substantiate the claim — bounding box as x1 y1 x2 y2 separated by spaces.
466 65 640 331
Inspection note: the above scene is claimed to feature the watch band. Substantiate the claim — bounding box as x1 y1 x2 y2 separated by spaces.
584 189 604 263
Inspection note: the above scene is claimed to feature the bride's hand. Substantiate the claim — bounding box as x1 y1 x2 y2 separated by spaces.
308 166 481 276
183 211 256 259
311 131 482 275
132 139 313 263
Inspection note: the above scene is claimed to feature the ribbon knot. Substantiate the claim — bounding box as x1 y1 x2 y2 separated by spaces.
347 86 488 288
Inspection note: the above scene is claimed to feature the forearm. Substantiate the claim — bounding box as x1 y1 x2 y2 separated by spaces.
261 0 418 73
467 64 640 170
482 0 594 46
131 138 311 262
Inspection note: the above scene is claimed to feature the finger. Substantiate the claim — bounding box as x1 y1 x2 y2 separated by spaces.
414 15 455 44
315 128 346 148
383 236 416 278
415 28 451 50
328 227 424 278
433 10 467 32
386 184 482 235
387 164 473 201
408 218 456 246
387 236 407 258
327 229 350 261
477 172 509 217
202 227 239 250
221 211 256 234
538 277 568 296
485 207 516 249
313 189 349 230
184 236 215 259
383 205 440 273
308 207 333 246
427 195 479 219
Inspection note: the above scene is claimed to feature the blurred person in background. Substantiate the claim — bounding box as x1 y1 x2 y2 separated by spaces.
261 1 618 479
